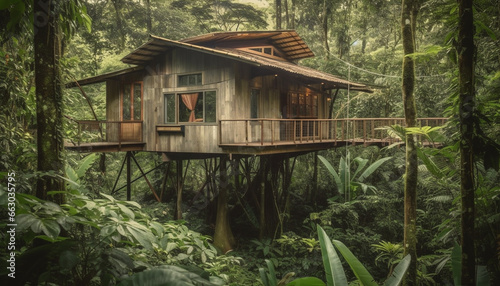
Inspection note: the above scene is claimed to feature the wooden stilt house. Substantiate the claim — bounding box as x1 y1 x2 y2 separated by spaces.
66 30 373 158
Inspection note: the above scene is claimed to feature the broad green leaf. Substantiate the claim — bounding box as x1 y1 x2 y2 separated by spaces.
101 193 116 202
117 203 135 219
451 243 461 286
287 277 326 286
40 219 61 239
259 268 269 286
117 265 214 286
331 239 377 286
318 155 343 194
75 153 97 178
417 148 444 179
476 265 491 286
126 225 154 250
265 259 278 286
100 225 117 237
317 225 347 286
16 213 38 231
352 157 368 179
358 157 392 182
384 254 411 286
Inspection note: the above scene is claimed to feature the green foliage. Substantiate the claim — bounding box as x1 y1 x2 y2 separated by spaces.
451 243 491 286
118 265 223 286
318 153 392 201
260 225 410 286
0 187 240 284
317 225 349 286
371 241 404 274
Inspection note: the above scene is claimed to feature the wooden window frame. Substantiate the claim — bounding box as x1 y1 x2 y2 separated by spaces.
120 81 143 121
287 91 318 119
239 46 285 61
177 72 203 87
164 90 217 124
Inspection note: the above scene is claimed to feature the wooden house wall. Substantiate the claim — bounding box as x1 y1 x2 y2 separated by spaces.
145 48 237 154
106 79 120 142
104 47 332 155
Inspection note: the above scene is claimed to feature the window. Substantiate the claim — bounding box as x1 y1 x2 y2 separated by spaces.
287 92 318 118
245 46 283 59
164 94 176 123
250 89 260 118
178 73 202 87
122 82 142 120
164 90 216 123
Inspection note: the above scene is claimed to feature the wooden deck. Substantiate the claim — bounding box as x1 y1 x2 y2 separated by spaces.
218 118 447 148
66 118 447 154
65 141 145 152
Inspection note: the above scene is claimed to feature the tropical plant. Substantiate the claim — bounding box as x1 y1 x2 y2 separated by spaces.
259 226 410 286
318 152 392 201
0 187 233 285
371 241 404 278
117 265 224 286
317 225 410 286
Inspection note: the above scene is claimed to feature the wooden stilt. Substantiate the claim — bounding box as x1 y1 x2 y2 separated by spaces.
130 153 161 202
175 160 183 220
126 151 131 201
213 156 235 253
111 151 127 194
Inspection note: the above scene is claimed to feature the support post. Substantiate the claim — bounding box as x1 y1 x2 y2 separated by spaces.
126 151 131 201
175 160 183 220
213 156 235 253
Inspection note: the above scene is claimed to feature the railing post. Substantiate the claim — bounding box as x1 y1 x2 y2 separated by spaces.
245 120 249 145
271 120 275 145
341 120 345 142
260 120 264 146
118 122 122 150
363 120 367 144
293 120 297 144
371 120 375 140
300 120 304 143
218 120 222 145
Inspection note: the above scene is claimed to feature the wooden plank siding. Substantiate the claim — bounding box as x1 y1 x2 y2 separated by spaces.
99 47 335 155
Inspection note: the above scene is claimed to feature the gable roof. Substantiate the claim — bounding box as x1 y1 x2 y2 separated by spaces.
180 30 314 61
69 31 372 92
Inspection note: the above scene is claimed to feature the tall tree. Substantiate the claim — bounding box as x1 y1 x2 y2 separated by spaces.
401 0 419 285
34 0 65 203
213 156 235 253
275 0 282 29
457 0 476 284
33 0 90 202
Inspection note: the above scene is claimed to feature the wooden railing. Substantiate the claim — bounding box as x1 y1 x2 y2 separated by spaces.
218 118 447 146
74 120 143 145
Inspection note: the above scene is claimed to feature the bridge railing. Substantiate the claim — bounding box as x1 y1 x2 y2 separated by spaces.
218 117 447 146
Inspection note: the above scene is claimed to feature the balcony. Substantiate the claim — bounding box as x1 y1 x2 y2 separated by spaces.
65 120 145 152
218 118 447 148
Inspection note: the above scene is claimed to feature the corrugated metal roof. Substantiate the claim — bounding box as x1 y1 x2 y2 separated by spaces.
219 48 371 92
71 31 371 92
180 30 314 60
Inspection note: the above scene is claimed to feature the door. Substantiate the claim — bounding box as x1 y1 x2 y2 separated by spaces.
121 82 143 141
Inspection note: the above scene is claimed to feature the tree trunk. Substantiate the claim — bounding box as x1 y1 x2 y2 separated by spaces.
275 0 282 30
34 0 65 204
146 0 152 34
322 0 330 59
213 156 235 253
284 0 289 28
457 0 476 284
401 0 419 285
175 160 183 220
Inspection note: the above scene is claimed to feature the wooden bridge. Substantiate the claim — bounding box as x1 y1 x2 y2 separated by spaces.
66 117 447 153
218 117 447 148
